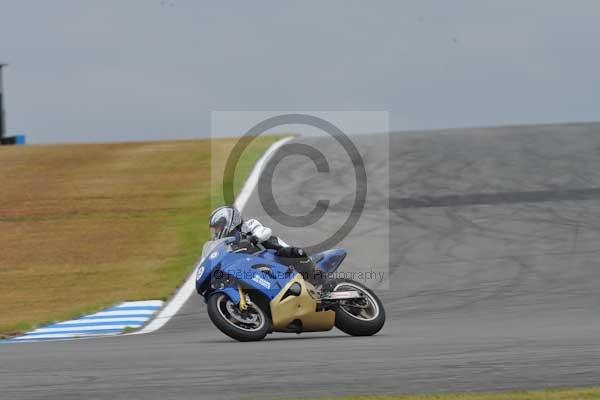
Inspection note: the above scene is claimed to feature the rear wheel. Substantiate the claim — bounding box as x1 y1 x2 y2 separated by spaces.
331 280 385 336
207 293 271 342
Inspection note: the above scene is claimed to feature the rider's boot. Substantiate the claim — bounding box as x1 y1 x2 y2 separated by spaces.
276 246 329 291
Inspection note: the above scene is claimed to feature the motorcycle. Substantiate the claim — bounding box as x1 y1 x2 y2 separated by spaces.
195 237 385 341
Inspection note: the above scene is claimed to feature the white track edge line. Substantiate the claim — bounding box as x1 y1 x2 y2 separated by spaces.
131 136 293 335
33 324 143 333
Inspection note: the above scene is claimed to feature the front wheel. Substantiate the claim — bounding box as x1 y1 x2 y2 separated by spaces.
331 280 385 336
207 293 271 342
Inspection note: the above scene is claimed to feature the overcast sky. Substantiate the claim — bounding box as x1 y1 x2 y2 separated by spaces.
1 1 600 143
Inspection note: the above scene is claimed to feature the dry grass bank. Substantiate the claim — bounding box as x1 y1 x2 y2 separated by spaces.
0 136 280 336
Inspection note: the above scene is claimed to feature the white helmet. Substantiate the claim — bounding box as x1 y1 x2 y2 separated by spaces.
209 206 242 240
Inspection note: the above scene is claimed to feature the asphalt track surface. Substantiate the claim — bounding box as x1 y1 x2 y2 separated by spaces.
2 123 600 399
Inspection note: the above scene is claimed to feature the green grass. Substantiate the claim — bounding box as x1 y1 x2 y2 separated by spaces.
311 388 600 400
0 135 282 337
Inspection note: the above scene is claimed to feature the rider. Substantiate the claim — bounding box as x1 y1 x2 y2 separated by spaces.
208 206 322 284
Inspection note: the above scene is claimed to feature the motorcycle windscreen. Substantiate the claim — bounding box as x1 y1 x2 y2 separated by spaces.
200 238 230 260
196 238 230 293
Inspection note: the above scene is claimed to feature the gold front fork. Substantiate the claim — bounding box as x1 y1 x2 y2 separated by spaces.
238 284 248 311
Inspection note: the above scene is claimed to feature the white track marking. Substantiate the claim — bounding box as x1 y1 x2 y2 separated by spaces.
233 137 294 211
133 137 293 335
32 324 142 333
12 332 119 340
92 310 155 317
53 317 149 325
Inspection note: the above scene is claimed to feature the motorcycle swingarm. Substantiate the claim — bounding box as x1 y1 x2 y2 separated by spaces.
320 290 362 301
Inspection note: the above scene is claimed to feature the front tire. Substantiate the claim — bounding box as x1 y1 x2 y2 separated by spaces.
207 293 271 342
331 280 385 336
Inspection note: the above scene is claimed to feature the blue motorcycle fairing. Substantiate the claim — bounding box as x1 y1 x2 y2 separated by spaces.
195 237 244 295
195 238 298 305
313 248 347 273
220 254 292 294
195 239 349 306
216 286 240 304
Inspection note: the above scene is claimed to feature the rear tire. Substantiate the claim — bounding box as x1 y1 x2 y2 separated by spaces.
331 279 385 336
207 293 271 342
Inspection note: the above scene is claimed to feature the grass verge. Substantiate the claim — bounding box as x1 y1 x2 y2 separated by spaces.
0 135 282 337
314 388 600 400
